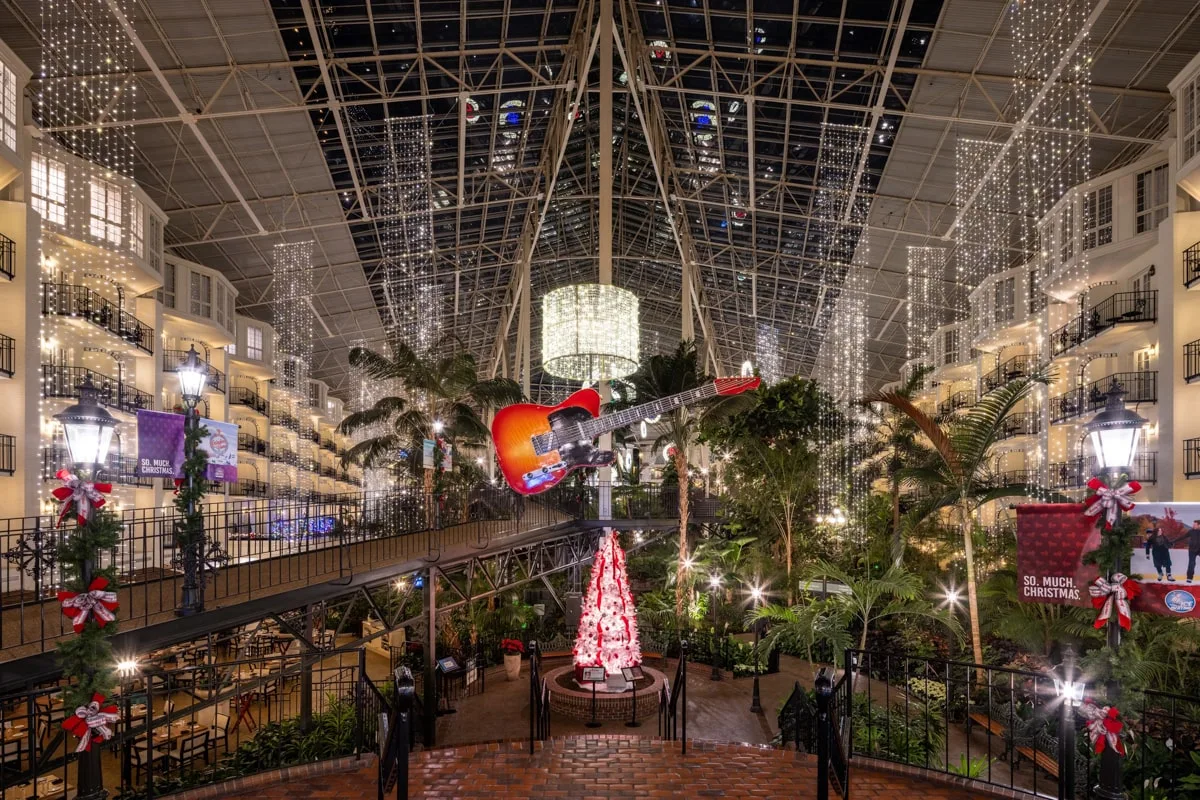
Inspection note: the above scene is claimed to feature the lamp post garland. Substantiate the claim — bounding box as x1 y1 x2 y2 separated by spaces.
1080 379 1147 800
175 345 211 617
53 377 122 799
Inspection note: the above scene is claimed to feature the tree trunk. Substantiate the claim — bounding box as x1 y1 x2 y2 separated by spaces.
960 503 985 678
890 479 903 566
783 515 794 606
675 449 690 619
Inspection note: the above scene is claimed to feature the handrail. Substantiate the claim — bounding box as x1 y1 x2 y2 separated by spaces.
0 333 15 378
0 231 14 280
230 385 270 416
163 348 226 393
41 363 154 414
42 283 155 354
1186 240 1200 288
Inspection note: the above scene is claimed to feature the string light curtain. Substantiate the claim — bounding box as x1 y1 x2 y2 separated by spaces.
541 284 640 382
906 246 944 365
380 116 442 356
38 0 136 179
348 337 395 494
273 241 314 398
754 323 782 385
954 138 1009 313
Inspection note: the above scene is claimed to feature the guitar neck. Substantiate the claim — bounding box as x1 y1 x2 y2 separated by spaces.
579 383 719 440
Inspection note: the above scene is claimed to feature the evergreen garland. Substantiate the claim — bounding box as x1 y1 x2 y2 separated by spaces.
1080 471 1141 686
55 506 122 710
173 419 210 553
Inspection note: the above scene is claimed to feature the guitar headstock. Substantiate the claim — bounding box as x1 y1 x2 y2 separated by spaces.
714 376 762 396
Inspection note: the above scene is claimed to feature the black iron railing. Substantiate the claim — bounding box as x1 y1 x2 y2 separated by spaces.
0 231 13 280
42 283 155 354
996 412 1039 441
980 354 1036 395
1051 371 1158 424
163 349 226 393
230 386 269 416
1186 439 1200 478
320 436 337 452
1052 452 1158 488
41 364 153 414
40 446 153 488
0 332 13 378
237 432 268 457
271 411 300 432
937 390 975 417
270 448 299 466
1185 240 1200 287
0 433 13 475
230 478 269 497
814 667 851 800
1051 315 1084 357
1187 340 1200 383
998 469 1034 485
1086 290 1157 333
657 641 688 752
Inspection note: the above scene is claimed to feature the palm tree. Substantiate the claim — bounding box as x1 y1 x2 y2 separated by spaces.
751 560 961 682
867 366 1056 668
337 341 523 488
860 365 933 566
613 340 748 619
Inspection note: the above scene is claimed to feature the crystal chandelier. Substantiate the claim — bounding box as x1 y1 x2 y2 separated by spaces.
541 284 639 382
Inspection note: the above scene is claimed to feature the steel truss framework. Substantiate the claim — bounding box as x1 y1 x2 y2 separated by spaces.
1 0 1196 394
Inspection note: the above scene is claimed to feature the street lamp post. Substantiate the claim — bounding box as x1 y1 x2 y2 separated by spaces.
55 377 118 800
708 574 722 681
175 345 209 617
1055 646 1083 800
749 584 764 713
1084 380 1146 800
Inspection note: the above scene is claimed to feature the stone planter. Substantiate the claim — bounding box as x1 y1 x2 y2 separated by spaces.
504 652 521 681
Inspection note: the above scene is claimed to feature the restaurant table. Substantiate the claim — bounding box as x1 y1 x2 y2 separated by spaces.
7 775 71 799
152 720 204 746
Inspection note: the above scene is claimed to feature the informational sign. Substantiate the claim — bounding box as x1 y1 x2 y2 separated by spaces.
581 666 606 683
465 656 478 686
136 410 238 483
621 665 644 682
1016 502 1200 619
436 656 460 673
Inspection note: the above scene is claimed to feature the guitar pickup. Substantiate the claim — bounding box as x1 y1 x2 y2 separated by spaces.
523 462 566 488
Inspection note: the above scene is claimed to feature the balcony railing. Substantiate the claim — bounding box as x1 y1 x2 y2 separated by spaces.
996 412 1040 441
0 434 13 475
230 479 269 497
41 364 153 414
238 432 269 457
0 232 13 280
0 333 12 378
1052 292 1158 358
42 283 155 354
269 448 299 465
1053 452 1158 488
163 349 226 393
1185 240 1200 288
937 390 975 417
998 469 1035 486
981 355 1036 395
1187 340 1200 384
1186 440 1200 478
302 428 319 444
41 446 153 488
271 411 300 432
320 436 337 452
1050 371 1158 424
230 386 270 416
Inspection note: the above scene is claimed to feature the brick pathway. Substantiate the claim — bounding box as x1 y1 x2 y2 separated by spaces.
219 736 1005 799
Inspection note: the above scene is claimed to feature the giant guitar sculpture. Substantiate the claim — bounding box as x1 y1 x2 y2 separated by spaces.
492 376 761 495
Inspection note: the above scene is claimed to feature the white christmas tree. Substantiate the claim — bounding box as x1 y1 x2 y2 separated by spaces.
573 529 642 675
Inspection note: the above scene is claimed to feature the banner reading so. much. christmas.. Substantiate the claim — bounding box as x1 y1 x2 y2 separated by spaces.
1016 502 1200 619
573 530 642 677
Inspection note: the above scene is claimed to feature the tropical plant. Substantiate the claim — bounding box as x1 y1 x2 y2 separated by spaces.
337 340 523 491
948 754 995 779
859 365 933 566
612 340 752 618
751 561 961 682
867 365 1057 668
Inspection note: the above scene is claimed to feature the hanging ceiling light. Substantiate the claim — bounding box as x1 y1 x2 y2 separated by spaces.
541 284 639 382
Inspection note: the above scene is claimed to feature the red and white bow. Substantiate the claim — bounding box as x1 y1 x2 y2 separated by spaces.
1079 701 1127 757
1089 573 1141 631
50 469 111 527
1083 477 1140 529
57 577 118 634
62 694 119 753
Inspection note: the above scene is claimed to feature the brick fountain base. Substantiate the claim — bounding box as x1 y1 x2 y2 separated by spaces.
544 664 666 722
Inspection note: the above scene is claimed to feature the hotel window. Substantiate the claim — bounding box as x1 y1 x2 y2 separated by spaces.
89 178 123 244
246 326 263 361
993 277 1015 324
31 154 67 226
130 198 145 258
160 261 175 308
147 215 162 273
1 61 16 151
190 271 212 318
1136 165 1169 234
215 283 228 329
1082 185 1112 250
1184 75 1198 163
1059 207 1074 264
1135 349 1153 373
943 327 959 366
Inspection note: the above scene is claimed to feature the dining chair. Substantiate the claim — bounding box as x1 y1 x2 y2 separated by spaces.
168 730 210 773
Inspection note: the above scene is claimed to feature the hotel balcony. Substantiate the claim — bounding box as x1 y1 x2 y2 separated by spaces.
162 349 226 394
230 385 270 417
271 410 300 432
937 390 975 418
41 283 155 355
0 333 12 378
0 231 14 281
0 434 13 475
1053 452 1158 489
1185 439 1200 479
41 364 153 415
230 478 269 497
995 411 1040 441
980 354 1036 396
1186 241 1200 289
238 432 269 458
1050 291 1157 359
1049 371 1157 425
41 445 153 488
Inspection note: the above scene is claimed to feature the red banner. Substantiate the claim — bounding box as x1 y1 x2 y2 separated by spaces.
1016 502 1200 619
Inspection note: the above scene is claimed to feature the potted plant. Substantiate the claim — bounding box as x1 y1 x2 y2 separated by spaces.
501 639 524 681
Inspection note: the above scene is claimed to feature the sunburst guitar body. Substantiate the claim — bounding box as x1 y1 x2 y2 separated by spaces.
491 377 761 496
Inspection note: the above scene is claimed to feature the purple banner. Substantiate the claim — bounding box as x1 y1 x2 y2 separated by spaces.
136 410 185 478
